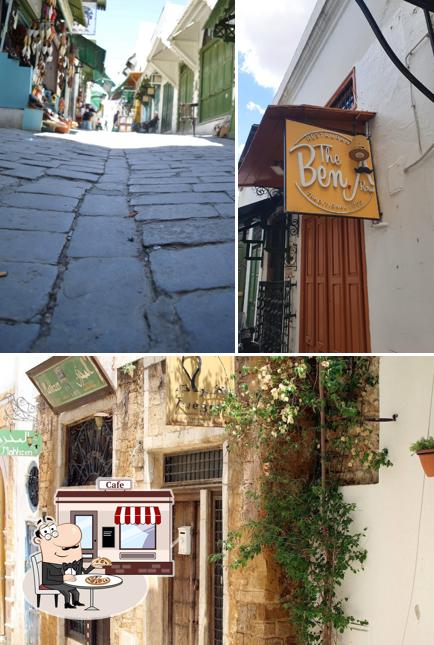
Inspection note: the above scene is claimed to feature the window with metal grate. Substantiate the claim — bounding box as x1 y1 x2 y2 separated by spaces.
164 449 223 484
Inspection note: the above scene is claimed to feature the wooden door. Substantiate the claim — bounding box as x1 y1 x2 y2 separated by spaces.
179 64 194 105
300 216 371 352
199 39 234 122
169 500 200 645
65 618 110 644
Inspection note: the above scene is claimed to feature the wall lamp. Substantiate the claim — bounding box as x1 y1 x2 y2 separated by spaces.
94 412 110 429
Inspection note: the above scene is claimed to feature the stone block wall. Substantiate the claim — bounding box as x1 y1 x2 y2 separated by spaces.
110 359 146 645
36 396 61 645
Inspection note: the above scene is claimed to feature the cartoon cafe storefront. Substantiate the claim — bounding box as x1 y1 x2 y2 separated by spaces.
238 104 380 355
55 484 174 576
25 356 175 577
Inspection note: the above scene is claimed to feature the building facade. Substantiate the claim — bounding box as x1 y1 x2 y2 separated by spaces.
0 0 107 130
0 357 43 645
1 355 291 645
239 0 434 353
136 0 234 137
5 355 434 643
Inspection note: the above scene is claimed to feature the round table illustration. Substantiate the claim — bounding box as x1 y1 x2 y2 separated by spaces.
64 575 123 611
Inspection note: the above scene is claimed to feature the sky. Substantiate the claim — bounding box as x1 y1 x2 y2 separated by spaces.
94 0 187 86
238 0 318 156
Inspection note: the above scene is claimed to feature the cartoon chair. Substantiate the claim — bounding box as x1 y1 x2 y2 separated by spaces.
31 552 60 608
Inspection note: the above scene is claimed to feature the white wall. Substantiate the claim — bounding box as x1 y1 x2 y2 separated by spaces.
339 356 434 645
279 0 434 352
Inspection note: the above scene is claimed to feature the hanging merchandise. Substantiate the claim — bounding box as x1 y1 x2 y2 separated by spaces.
31 0 60 88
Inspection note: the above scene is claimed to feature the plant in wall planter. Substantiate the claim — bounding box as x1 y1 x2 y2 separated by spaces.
410 437 434 476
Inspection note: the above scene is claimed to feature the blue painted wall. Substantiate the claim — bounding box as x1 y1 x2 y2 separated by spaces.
0 53 33 109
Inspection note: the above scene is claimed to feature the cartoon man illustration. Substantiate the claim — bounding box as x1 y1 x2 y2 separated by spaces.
33 517 95 609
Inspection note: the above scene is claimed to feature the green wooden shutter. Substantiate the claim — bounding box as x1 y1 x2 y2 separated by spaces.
179 64 194 104
199 39 234 122
161 83 174 132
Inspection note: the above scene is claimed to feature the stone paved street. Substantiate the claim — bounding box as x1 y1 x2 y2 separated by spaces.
0 129 235 352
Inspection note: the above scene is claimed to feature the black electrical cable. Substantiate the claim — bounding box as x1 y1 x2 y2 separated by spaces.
424 9 434 56
353 0 434 103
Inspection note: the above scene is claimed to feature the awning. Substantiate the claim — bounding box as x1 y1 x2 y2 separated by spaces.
238 104 376 190
92 69 115 93
239 194 282 231
72 35 106 73
68 0 86 26
114 506 162 525
111 72 142 100
169 0 214 71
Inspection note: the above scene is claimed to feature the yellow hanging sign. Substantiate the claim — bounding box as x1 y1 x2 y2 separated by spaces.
285 120 380 220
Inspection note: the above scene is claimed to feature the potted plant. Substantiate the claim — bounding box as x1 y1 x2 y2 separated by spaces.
410 437 434 476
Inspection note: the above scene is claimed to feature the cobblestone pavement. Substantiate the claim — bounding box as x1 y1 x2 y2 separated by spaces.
0 129 235 352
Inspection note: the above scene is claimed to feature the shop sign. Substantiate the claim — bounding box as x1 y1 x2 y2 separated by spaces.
0 429 42 457
97 478 132 490
27 356 114 414
285 119 380 220
166 356 233 427
72 1 98 36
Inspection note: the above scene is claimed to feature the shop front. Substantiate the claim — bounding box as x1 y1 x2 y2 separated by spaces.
0 0 87 130
0 0 109 132
240 0 434 354
239 103 378 353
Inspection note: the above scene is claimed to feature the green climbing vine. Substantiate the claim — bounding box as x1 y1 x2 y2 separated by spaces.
214 357 392 645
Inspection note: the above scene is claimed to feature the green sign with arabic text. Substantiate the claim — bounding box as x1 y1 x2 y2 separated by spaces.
27 357 112 413
0 430 42 456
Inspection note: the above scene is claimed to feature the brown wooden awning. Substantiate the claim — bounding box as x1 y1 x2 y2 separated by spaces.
238 104 376 189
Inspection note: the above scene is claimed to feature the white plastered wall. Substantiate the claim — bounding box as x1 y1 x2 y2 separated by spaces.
338 356 434 645
277 0 434 352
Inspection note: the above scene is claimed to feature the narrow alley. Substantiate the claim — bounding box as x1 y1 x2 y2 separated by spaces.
0 129 235 352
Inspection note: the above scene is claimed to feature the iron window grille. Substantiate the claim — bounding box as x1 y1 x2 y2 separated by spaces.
164 450 223 485
255 281 294 353
67 417 113 486
27 464 39 511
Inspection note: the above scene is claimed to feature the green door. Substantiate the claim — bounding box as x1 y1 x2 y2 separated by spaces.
199 38 234 122
161 83 174 132
179 63 194 104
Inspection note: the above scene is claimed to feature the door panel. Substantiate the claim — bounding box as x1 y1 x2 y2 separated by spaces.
169 501 199 645
179 64 194 105
200 39 234 122
161 83 174 132
65 618 110 644
71 511 97 559
300 216 370 352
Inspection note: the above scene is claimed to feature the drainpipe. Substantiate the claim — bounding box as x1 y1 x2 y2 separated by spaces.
0 0 13 53
424 9 434 56
353 0 434 103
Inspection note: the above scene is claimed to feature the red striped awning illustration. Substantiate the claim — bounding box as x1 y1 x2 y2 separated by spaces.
114 506 161 525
